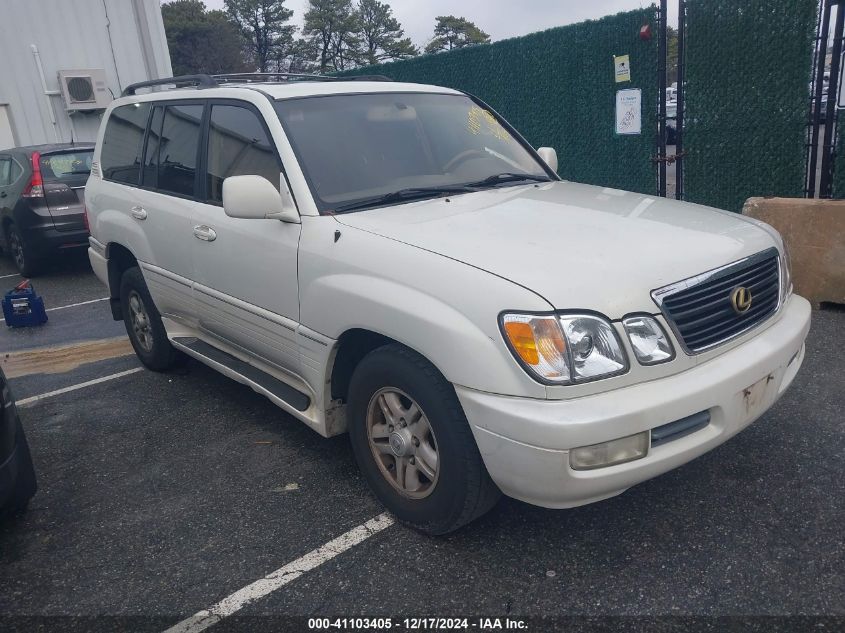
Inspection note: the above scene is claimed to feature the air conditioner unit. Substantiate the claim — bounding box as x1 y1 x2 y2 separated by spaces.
57 69 111 111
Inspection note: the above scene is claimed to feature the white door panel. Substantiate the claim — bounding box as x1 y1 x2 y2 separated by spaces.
133 187 195 321
191 201 302 372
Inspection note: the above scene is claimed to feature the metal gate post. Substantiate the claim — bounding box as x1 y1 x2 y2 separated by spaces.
658 0 668 197
807 0 831 197
820 0 845 196
676 0 686 200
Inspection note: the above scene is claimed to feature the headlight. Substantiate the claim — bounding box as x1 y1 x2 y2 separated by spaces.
780 241 793 303
621 315 675 365
501 312 628 384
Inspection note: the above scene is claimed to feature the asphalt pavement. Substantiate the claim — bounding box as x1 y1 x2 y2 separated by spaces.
0 249 842 632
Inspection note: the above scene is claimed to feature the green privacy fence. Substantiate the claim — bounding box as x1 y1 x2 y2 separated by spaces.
683 0 817 212
833 123 845 198
341 9 658 195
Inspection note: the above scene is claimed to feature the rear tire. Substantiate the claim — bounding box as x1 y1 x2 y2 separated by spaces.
347 344 500 535
7 225 41 278
120 266 180 371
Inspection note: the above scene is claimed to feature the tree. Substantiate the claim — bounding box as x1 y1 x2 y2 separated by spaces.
667 26 679 85
279 38 321 74
424 16 490 54
162 0 248 75
225 0 296 72
303 0 362 72
357 0 417 66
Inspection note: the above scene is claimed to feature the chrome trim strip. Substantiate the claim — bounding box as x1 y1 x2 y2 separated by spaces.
138 261 192 288
299 331 329 346
651 247 782 355
194 282 297 332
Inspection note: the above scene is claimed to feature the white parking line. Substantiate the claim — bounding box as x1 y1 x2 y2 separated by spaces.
0 273 21 279
0 297 109 323
46 297 110 312
163 513 395 633
16 367 143 407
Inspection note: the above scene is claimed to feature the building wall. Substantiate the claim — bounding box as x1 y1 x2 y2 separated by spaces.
0 0 172 149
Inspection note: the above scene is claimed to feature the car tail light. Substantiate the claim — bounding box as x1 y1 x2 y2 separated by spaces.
22 152 44 198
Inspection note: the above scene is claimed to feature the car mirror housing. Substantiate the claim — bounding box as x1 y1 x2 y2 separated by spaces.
222 175 300 223
537 147 558 174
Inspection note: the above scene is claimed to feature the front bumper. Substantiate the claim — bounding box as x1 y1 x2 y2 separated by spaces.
457 294 811 509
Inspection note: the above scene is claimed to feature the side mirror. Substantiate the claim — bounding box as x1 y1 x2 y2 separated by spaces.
537 147 558 174
222 175 300 223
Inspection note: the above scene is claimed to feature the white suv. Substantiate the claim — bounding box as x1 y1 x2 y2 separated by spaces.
86 74 811 534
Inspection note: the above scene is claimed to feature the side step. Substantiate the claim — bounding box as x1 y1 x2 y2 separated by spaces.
172 337 311 412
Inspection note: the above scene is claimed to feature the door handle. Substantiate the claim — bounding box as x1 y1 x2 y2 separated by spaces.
193 225 217 242
131 206 147 220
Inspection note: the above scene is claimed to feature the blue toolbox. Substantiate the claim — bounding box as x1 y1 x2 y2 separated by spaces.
2 280 48 327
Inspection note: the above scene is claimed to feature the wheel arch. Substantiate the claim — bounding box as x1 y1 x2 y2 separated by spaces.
328 328 435 405
105 242 138 320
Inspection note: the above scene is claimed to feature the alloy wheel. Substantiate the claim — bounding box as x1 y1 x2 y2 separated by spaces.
366 387 440 499
9 232 25 273
128 290 154 352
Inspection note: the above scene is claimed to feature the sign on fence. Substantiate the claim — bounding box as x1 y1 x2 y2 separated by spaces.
615 89 642 135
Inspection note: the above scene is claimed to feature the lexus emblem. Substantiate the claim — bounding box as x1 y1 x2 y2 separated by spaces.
730 286 753 315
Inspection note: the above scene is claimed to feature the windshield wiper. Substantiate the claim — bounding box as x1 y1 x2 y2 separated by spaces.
332 185 477 214
464 172 552 189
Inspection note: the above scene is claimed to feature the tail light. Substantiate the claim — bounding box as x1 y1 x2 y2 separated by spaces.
21 152 44 198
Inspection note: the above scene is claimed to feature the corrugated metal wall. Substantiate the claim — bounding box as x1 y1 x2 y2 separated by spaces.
0 0 171 148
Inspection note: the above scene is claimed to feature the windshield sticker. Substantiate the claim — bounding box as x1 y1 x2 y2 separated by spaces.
467 106 510 141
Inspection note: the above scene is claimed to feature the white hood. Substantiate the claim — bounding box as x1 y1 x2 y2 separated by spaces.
335 181 778 316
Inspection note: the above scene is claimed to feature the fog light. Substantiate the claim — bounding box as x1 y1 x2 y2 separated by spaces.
569 432 649 470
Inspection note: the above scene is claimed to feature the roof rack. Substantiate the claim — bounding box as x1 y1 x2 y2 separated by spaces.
213 72 392 83
121 72 392 96
122 74 217 96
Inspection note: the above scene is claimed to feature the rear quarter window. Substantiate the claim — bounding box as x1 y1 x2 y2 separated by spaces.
101 103 151 185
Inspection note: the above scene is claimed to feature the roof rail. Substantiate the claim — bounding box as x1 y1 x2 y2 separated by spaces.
213 72 392 83
122 74 217 96
120 72 394 97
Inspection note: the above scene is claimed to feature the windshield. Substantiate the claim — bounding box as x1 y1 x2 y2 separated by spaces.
40 150 94 182
274 92 551 213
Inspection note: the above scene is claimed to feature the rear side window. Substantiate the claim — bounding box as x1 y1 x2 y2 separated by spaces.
39 150 93 182
141 106 164 188
10 159 22 183
0 157 10 186
157 104 203 197
101 103 151 185
206 105 280 203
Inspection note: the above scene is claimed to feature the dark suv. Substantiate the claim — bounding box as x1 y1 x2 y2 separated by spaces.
0 366 36 515
0 143 94 276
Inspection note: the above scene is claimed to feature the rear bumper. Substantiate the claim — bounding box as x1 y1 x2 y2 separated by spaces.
457 294 811 509
88 241 121 320
20 224 89 257
88 240 109 288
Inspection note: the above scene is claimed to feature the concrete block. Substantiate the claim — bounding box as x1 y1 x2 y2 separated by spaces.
743 197 845 306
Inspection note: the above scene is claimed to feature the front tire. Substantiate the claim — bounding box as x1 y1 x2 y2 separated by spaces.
120 266 180 371
347 344 500 535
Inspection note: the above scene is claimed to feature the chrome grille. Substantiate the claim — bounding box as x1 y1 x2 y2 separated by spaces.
652 248 781 353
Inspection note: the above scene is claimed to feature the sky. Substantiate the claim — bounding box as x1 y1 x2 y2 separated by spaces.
200 1 677 50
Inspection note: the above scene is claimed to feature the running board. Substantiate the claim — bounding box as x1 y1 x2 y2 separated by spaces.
171 337 311 412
